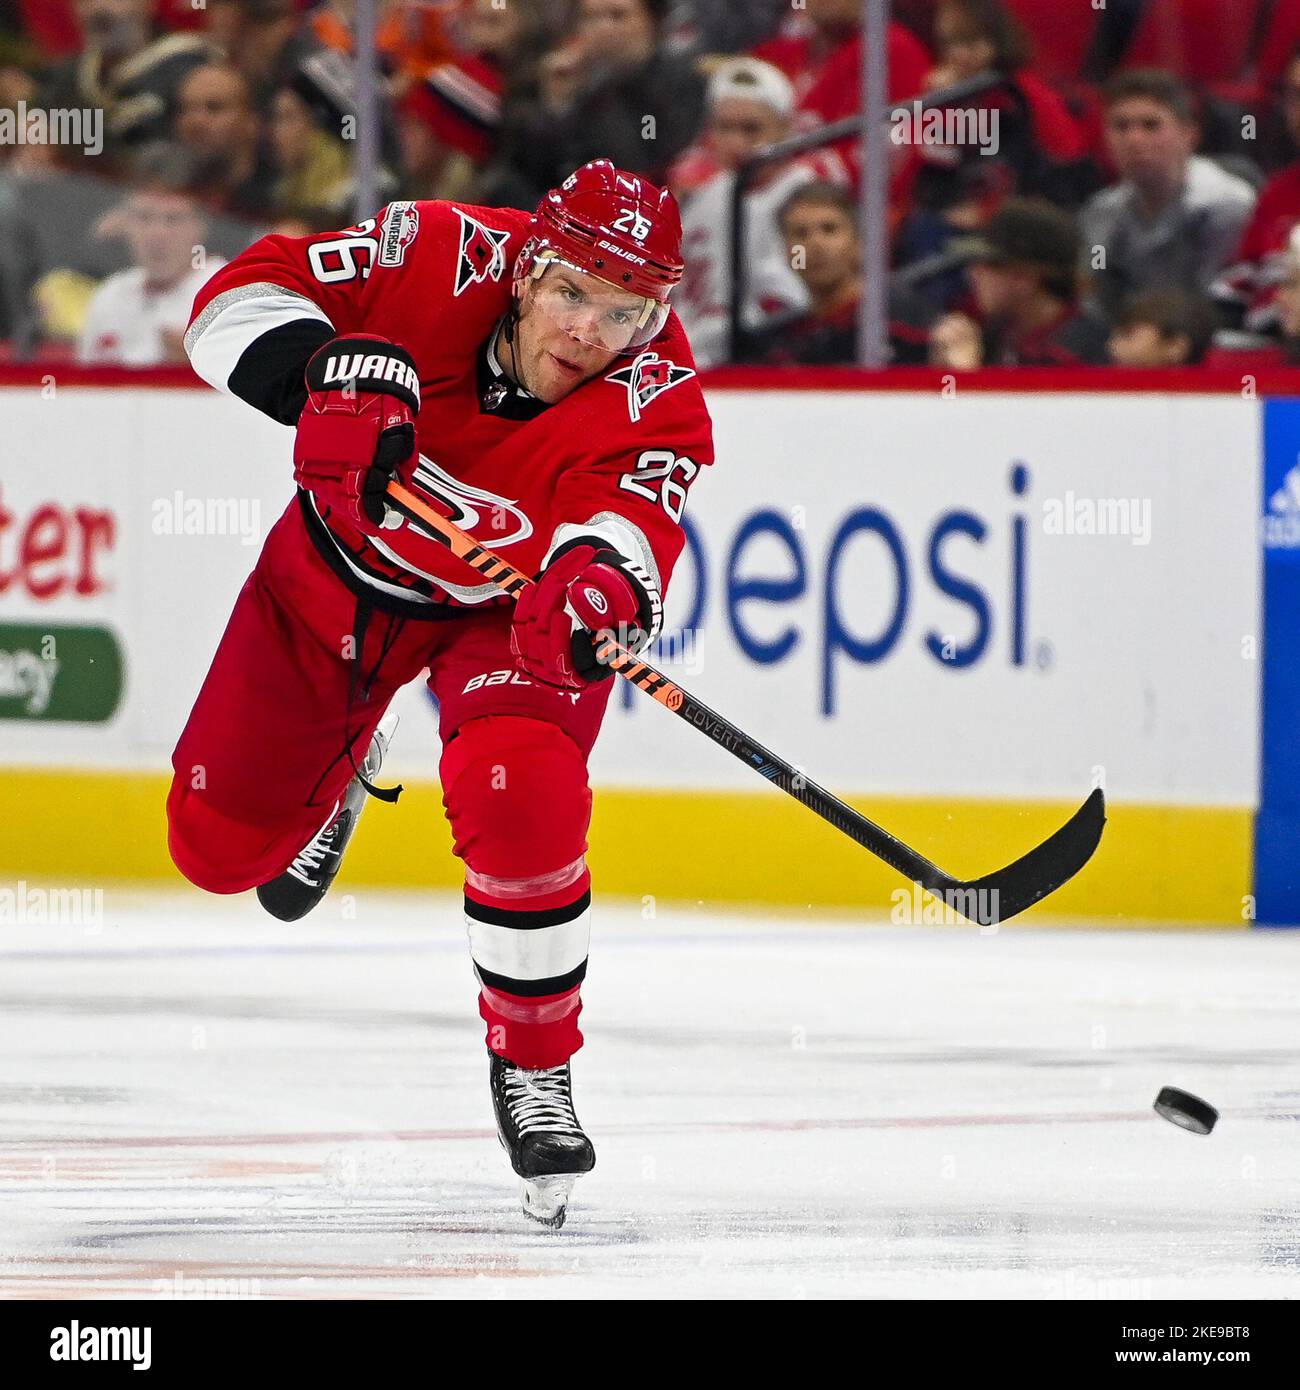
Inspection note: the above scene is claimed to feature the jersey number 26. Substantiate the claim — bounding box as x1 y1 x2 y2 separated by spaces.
619 450 697 523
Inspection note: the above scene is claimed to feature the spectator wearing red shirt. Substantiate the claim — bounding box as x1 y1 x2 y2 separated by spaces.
1208 228 1300 370
1215 49 1300 333
754 0 930 113
930 198 1109 367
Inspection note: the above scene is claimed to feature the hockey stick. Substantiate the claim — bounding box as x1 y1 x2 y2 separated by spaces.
384 479 1106 925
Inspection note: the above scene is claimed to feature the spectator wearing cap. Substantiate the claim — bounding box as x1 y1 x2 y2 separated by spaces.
1107 288 1217 367
673 58 850 367
745 180 935 366
175 62 277 218
38 0 216 160
77 144 225 365
1080 70 1256 321
496 0 706 207
930 198 1109 367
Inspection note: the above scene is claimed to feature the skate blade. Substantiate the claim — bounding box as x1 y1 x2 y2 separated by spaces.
520 1174 578 1229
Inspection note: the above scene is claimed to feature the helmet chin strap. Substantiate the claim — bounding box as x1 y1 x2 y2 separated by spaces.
502 296 526 390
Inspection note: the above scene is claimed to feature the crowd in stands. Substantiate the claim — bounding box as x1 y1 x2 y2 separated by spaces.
3 0 1300 370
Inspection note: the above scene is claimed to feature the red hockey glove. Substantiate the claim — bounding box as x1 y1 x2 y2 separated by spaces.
510 544 646 690
293 336 421 534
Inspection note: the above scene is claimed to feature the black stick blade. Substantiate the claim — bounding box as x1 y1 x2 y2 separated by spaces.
931 787 1107 926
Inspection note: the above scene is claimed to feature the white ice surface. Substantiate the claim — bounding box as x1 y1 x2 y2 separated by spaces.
1 890 1298 1300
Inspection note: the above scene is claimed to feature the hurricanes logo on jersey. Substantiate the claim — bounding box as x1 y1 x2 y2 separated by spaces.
453 209 511 297
606 351 695 422
406 455 533 547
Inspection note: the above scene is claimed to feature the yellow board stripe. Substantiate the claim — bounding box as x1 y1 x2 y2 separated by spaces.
0 768 1252 925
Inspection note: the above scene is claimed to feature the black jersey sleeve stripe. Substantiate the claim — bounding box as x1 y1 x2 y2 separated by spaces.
226 318 337 425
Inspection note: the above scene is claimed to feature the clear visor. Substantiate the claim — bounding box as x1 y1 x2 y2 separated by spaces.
526 253 669 353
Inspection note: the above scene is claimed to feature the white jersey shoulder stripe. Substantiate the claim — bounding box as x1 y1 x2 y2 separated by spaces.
544 511 663 596
185 282 334 393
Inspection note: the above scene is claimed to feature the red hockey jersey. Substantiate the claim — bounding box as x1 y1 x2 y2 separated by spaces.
184 198 714 633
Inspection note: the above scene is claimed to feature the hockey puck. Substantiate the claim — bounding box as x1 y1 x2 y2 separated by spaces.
1153 1086 1217 1135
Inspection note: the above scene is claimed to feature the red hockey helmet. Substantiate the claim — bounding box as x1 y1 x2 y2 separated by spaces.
515 160 685 353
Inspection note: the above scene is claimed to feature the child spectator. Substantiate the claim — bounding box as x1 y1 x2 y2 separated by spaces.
745 180 934 366
1107 287 1217 366
931 197 1109 366
1080 70 1256 320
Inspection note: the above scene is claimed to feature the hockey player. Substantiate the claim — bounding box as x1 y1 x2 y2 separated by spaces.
170 161 713 1225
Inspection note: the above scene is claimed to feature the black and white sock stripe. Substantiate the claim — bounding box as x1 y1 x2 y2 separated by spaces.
466 889 590 997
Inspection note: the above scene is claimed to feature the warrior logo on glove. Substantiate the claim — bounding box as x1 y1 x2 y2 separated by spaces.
293 336 420 532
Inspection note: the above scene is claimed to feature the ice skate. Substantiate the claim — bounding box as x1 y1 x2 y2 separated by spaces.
489 1051 595 1228
256 714 398 922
